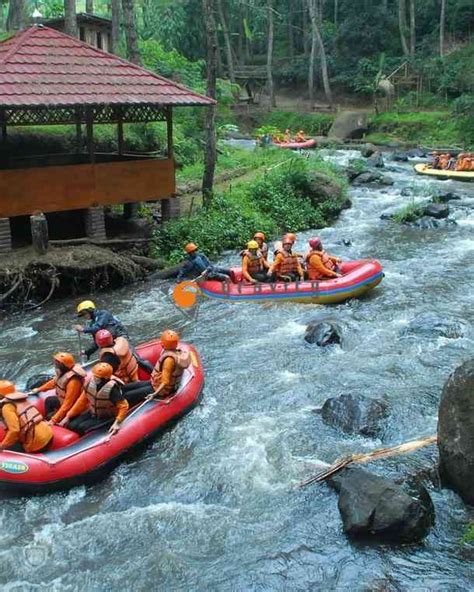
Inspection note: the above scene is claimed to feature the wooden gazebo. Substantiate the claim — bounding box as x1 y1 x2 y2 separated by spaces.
0 25 214 252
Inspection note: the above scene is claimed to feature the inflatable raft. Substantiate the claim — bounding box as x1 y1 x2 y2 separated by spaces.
0 339 204 493
277 138 317 150
198 259 383 304
414 163 474 182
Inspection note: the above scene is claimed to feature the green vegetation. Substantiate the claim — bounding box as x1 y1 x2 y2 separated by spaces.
152 149 348 264
461 523 474 545
392 201 424 224
452 94 474 148
258 111 335 137
368 112 462 146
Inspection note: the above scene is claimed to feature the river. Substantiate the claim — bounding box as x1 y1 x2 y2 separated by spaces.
0 151 473 591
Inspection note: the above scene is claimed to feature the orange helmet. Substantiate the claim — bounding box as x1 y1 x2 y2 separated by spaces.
92 362 113 380
161 329 179 350
53 352 75 369
254 232 265 241
185 243 198 254
285 233 297 243
0 380 16 397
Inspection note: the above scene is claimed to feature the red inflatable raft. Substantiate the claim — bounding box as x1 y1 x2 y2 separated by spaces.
198 260 383 304
277 138 317 150
0 339 204 493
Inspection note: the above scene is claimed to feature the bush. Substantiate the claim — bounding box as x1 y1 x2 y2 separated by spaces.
452 94 474 148
369 112 461 146
392 202 423 224
260 111 335 137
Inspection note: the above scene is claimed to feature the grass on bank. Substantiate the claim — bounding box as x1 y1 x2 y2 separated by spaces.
152 148 348 265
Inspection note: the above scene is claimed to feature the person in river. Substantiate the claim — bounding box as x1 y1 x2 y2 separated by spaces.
74 300 128 359
430 151 440 169
148 330 191 400
241 240 270 283
177 243 232 282
61 362 128 436
267 235 304 282
31 352 86 424
95 329 139 384
253 232 269 260
305 237 342 280
0 380 53 453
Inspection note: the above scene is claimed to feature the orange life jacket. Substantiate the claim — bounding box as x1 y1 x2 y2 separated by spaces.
55 364 86 403
4 398 43 442
100 337 138 384
84 375 124 419
244 252 265 275
151 349 191 392
277 251 299 276
305 250 336 280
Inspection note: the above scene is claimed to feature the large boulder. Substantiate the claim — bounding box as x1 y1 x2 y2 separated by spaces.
360 143 377 158
305 321 341 347
367 151 385 168
409 216 456 229
332 467 435 543
321 393 389 437
423 203 450 219
392 151 409 162
438 359 474 505
435 191 461 203
404 312 464 339
352 171 382 185
407 148 426 158
306 171 343 205
328 111 369 140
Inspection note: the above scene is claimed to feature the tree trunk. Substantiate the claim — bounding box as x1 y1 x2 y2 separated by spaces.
202 0 217 208
398 0 409 56
334 0 338 27
121 0 141 65
111 0 120 54
308 5 316 104
217 0 235 82
64 0 78 37
302 0 310 56
86 0 94 13
439 0 445 57
288 0 295 58
6 0 27 31
267 0 276 108
308 0 333 106
409 0 416 56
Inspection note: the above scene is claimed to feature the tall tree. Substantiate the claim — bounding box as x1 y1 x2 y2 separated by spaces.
6 0 27 31
217 0 235 82
111 0 121 54
202 0 217 207
122 0 141 65
86 0 94 13
307 0 333 106
398 0 409 56
267 0 276 108
64 0 78 37
334 0 338 27
409 0 416 56
439 0 446 57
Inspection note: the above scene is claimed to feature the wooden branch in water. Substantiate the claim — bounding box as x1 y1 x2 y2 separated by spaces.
298 435 437 488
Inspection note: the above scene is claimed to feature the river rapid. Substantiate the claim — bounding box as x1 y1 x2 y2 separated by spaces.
0 151 473 591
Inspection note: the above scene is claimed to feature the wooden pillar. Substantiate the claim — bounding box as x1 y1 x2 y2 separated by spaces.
30 213 49 255
161 196 181 221
86 108 95 163
85 206 106 240
166 107 174 160
123 203 140 220
117 108 124 156
0 217 12 253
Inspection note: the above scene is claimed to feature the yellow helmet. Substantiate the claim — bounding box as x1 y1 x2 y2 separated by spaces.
76 300 96 316
247 240 259 250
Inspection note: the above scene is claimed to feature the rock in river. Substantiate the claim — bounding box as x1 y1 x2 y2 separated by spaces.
404 312 464 339
305 321 341 346
423 203 450 219
435 191 461 203
392 152 409 162
438 359 474 505
321 393 389 437
332 467 435 543
367 151 385 168
360 143 377 158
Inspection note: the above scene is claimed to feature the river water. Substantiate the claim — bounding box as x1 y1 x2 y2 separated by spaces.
0 151 473 591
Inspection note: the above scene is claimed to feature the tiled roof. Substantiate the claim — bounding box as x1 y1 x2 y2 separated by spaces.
0 25 214 108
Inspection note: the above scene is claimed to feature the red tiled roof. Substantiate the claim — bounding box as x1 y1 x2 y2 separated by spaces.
0 25 214 108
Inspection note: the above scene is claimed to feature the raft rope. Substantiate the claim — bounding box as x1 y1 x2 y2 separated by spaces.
298 434 437 488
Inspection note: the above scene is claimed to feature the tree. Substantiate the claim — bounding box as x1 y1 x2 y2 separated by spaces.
307 0 333 106
111 0 121 54
266 0 276 108
6 0 27 31
439 0 446 57
409 0 416 56
202 0 217 207
86 0 94 13
217 0 235 82
122 0 141 65
398 0 409 56
64 0 78 37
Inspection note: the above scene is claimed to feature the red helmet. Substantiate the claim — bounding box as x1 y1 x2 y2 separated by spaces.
95 329 114 347
309 237 322 249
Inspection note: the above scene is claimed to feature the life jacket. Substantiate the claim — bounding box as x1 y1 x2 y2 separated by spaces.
55 365 86 403
3 397 43 442
151 349 191 392
244 252 265 275
100 337 138 383
84 375 124 419
305 250 336 280
277 250 299 276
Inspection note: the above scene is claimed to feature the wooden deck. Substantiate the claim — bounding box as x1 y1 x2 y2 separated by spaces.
0 156 176 217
